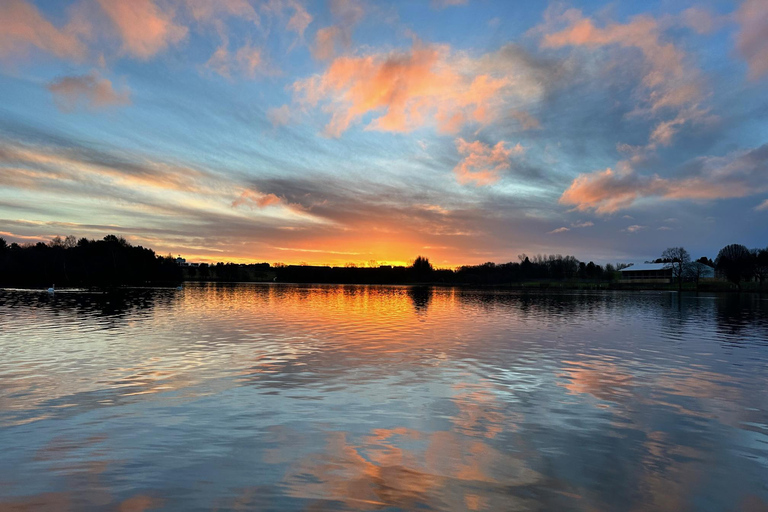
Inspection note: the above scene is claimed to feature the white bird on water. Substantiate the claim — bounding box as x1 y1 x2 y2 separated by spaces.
47 284 55 294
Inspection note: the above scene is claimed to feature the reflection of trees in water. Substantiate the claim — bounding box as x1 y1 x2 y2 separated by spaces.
407 286 432 314
0 288 178 320
714 293 768 341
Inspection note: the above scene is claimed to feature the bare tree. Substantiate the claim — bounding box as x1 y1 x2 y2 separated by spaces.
752 247 768 287
684 261 709 291
661 247 690 291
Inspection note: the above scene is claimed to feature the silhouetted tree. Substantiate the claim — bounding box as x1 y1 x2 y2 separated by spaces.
716 244 753 290
685 261 710 291
752 247 768 287
661 247 690 291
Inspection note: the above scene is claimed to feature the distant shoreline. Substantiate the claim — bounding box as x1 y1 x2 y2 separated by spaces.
3 280 761 294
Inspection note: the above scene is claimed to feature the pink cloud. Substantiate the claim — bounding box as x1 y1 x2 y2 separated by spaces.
292 42 540 136
560 144 768 213
0 0 86 61
547 227 570 234
262 0 313 38
735 0 768 80
542 11 701 113
679 8 720 35
431 0 468 8
47 72 130 111
268 105 292 126
97 0 187 59
311 0 365 60
186 0 260 26
453 138 523 186
207 42 274 79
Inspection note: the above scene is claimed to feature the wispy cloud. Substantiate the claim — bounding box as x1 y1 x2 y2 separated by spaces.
311 0 365 61
735 0 768 80
47 72 130 112
548 226 569 234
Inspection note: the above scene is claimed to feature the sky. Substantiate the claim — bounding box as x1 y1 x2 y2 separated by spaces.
0 0 766 267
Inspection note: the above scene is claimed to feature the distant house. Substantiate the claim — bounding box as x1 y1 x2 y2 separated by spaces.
175 256 188 267
620 262 715 284
619 263 672 283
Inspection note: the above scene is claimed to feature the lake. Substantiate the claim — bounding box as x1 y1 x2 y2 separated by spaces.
1 284 767 511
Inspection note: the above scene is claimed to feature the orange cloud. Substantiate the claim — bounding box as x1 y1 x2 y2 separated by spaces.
97 0 187 59
453 138 522 186
560 144 768 213
292 42 540 137
232 189 282 209
47 72 130 112
735 0 768 80
0 0 86 61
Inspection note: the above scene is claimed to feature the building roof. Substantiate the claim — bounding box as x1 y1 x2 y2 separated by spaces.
620 263 670 272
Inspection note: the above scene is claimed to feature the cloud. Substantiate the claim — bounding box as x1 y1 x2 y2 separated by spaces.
292 42 547 136
541 10 699 109
0 0 87 61
453 138 523 186
735 0 768 80
311 0 365 60
186 0 260 26
232 189 282 209
262 0 313 38
679 7 720 35
286 1 313 37
560 144 768 213
47 72 130 112
548 226 570 234
96 0 187 59
207 41 274 79
623 225 646 232
571 221 593 228
431 0 468 8
540 8 706 148
267 105 292 126
756 199 768 211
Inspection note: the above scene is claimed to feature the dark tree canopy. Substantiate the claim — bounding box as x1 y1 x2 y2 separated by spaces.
715 244 753 288
0 234 182 288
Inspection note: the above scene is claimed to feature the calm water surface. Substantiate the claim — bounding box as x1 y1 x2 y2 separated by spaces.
1 284 767 511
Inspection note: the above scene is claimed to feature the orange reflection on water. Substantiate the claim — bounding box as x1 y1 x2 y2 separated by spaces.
558 359 635 403
278 426 542 511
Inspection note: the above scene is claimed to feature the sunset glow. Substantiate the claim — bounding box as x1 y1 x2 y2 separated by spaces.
1 0 767 265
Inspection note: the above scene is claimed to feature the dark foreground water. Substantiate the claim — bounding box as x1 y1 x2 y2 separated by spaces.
1 284 767 511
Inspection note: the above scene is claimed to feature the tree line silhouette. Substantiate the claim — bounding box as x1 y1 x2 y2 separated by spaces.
1 234 765 289
0 235 181 287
